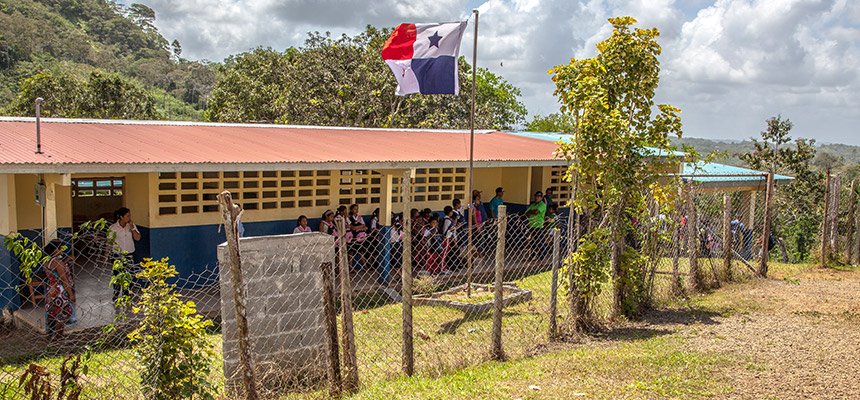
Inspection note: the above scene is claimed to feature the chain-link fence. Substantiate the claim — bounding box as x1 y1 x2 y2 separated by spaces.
2 174 785 399
0 222 224 399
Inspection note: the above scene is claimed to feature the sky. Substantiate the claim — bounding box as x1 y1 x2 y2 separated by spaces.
129 0 859 145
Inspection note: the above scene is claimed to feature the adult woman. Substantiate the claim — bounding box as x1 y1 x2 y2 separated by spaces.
293 215 312 234
43 239 74 339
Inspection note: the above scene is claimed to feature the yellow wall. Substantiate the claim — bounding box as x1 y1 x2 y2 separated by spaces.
473 168 503 202
500 167 532 204
14 174 41 230
0 174 17 234
124 173 152 226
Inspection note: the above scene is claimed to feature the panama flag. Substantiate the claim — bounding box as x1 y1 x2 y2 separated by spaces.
381 21 468 96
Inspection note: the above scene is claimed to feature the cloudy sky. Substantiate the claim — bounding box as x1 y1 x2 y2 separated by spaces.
130 0 859 145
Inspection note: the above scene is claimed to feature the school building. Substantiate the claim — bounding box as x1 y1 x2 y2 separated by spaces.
0 117 790 311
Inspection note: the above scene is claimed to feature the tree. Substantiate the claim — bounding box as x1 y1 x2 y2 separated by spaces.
3 68 161 120
205 26 527 129
526 113 575 132
740 116 825 262
82 70 161 119
4 70 85 117
171 39 182 60
551 17 682 325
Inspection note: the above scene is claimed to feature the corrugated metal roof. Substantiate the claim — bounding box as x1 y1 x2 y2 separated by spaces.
0 118 563 172
683 162 794 184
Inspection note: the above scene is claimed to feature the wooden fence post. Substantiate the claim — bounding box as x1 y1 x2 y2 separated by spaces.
337 216 359 393
671 186 683 296
320 262 341 397
400 170 414 376
217 191 259 400
830 175 841 257
759 173 774 277
723 194 733 281
549 226 561 340
855 191 860 265
492 205 507 360
684 184 703 291
847 180 856 264
821 169 831 268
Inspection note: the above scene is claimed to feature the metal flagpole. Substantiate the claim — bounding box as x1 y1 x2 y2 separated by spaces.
466 9 478 297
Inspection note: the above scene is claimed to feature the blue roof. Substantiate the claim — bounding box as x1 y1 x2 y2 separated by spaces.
683 162 793 184
507 131 687 157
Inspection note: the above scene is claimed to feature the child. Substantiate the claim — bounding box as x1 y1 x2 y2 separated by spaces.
293 215 312 233
422 214 445 274
441 206 460 271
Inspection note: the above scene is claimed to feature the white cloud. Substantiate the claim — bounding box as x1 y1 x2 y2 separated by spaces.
138 0 860 144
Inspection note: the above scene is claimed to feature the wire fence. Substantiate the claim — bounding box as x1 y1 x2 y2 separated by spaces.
0 172 803 399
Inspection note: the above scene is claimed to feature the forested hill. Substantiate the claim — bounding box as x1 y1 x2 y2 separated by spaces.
0 0 214 120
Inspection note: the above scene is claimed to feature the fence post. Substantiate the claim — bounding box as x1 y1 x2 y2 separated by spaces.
400 170 414 376
830 175 841 258
855 190 860 265
847 180 856 264
491 205 507 360
759 173 774 277
684 184 702 291
337 216 359 392
671 186 683 295
723 194 732 281
549 226 561 340
320 262 341 397
820 169 831 268
217 191 259 400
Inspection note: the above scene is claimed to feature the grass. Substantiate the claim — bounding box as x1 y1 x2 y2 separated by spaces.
350 335 732 399
3 258 834 399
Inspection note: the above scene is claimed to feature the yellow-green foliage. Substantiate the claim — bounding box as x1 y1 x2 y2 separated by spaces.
128 258 217 400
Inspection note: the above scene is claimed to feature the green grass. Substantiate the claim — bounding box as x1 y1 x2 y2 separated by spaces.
350 335 732 399
1 257 778 399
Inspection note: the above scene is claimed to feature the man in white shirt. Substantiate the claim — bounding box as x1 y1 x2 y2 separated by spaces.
109 207 141 300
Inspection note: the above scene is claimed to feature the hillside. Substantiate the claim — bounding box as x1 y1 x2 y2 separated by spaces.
0 0 213 120
672 136 860 171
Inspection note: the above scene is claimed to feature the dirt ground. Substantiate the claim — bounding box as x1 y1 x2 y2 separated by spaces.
642 266 860 399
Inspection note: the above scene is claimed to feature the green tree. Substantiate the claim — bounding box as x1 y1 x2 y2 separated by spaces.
526 112 575 132
551 17 682 324
3 68 161 119
740 116 824 262
206 26 527 129
82 70 160 119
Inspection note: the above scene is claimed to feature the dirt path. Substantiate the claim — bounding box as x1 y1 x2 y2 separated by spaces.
649 266 860 399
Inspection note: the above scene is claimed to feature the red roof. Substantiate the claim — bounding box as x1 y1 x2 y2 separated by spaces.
0 118 562 173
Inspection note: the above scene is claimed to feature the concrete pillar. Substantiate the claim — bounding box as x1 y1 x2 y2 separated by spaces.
747 191 757 231
0 174 18 235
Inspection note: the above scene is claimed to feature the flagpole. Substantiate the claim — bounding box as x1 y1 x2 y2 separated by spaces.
466 9 478 297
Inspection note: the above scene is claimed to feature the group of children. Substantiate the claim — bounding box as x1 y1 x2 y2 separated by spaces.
288 186 563 276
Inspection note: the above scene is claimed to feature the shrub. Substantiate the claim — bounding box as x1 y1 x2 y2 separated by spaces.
128 258 216 400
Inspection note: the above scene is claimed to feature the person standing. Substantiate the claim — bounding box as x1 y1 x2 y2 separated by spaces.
543 187 556 210
109 207 140 300
43 239 73 339
525 191 547 260
488 187 505 220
